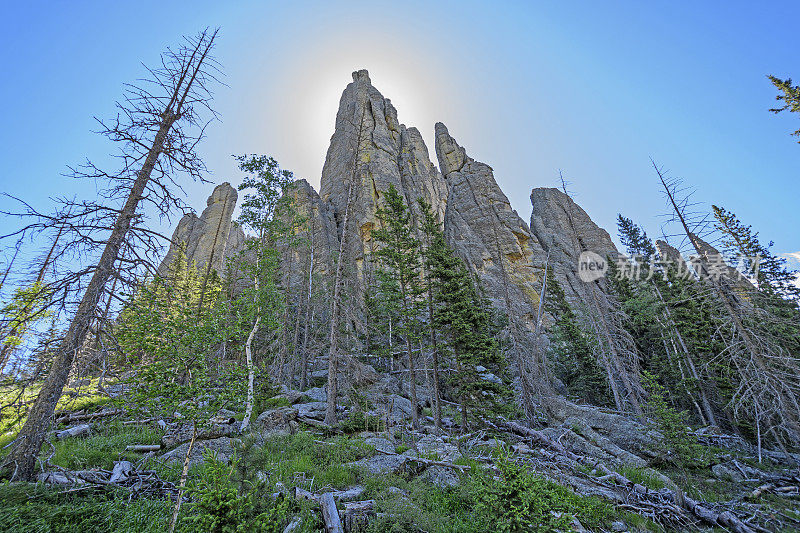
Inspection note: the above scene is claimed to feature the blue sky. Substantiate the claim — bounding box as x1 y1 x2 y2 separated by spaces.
1 1 798 270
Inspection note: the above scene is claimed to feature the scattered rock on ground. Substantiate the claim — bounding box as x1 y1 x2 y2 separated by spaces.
255 406 298 436
348 454 409 475
161 437 239 468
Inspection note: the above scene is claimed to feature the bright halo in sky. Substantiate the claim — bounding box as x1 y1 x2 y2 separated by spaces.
263 31 458 188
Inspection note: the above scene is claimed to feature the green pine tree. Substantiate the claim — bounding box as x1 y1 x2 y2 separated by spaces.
372 184 424 429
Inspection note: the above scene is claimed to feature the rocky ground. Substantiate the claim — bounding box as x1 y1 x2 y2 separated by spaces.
2 360 799 532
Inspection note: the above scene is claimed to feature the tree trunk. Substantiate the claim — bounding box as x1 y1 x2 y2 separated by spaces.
2 111 178 481
241 312 259 432
325 178 352 425
168 424 197 533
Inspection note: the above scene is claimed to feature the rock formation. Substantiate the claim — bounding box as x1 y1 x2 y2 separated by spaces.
318 70 448 295
158 182 245 277
159 71 621 353
530 187 619 312
280 179 339 289
435 122 546 333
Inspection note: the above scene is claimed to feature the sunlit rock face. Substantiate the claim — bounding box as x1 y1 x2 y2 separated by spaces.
435 122 545 333
159 70 624 346
159 182 245 277
318 70 448 293
529 187 618 312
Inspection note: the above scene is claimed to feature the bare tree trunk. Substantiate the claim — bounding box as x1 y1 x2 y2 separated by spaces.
405 328 419 429
487 200 538 420
655 162 800 442
325 180 352 425
1 31 216 481
168 424 197 533
299 229 314 390
425 285 442 429
241 310 259 432
559 175 642 415
652 281 717 426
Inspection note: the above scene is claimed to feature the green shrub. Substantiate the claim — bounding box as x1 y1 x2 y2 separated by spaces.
181 452 295 532
365 447 613 533
339 410 382 434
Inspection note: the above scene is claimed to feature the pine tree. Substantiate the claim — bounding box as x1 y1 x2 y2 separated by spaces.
372 184 423 429
544 269 611 406
768 76 800 141
418 199 444 429
615 214 719 427
425 219 504 431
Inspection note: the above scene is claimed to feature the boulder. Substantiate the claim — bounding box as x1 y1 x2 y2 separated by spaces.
302 387 327 403
161 437 239 468
348 454 409 475
294 402 327 420
415 435 461 462
420 465 460 488
255 406 298 434
712 463 745 482
363 437 396 455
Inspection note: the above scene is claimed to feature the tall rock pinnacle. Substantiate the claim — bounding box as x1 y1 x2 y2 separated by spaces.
529 187 618 310
435 122 546 332
159 182 245 276
319 70 447 289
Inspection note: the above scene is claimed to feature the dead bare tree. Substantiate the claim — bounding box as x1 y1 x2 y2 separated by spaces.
654 161 800 448
0 29 220 481
558 174 644 415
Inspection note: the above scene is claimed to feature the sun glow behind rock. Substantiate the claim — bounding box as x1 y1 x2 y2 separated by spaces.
253 30 459 189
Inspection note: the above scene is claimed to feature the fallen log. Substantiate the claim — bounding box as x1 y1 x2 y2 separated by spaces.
55 424 91 440
373 447 470 472
122 418 158 425
342 500 375 532
490 416 759 533
56 409 123 424
126 444 162 452
320 492 343 533
748 484 774 500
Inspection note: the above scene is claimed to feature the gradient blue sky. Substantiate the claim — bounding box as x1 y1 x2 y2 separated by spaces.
1 1 798 268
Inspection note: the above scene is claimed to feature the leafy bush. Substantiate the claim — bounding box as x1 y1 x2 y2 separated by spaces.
338 410 382 434
181 453 295 532
365 447 613 533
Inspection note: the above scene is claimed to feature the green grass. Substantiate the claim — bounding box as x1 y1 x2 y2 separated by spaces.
49 420 164 471
238 431 371 491
0 378 112 453
0 483 171 533
614 465 667 490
